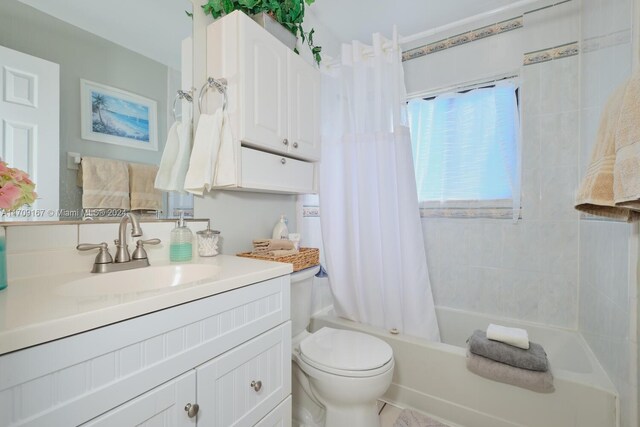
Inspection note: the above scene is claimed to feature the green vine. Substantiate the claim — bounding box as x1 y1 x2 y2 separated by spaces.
202 0 322 65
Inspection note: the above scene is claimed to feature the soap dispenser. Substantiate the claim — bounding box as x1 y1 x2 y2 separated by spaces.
272 214 289 240
170 212 193 262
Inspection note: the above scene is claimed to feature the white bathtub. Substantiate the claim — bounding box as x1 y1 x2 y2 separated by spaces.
311 307 618 427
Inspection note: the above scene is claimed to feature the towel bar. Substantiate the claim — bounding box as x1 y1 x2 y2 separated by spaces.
198 77 228 113
172 89 194 121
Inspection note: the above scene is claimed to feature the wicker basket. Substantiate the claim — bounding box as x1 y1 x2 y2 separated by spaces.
236 247 319 272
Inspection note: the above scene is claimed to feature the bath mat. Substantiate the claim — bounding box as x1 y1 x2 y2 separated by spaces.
393 408 450 427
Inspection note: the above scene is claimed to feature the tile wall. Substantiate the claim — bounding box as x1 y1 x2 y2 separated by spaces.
4 220 207 281
421 4 581 328
578 0 638 425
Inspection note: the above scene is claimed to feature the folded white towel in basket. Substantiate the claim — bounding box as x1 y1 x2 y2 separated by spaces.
486 324 529 350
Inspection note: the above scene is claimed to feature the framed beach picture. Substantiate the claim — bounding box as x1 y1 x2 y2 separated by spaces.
80 79 158 151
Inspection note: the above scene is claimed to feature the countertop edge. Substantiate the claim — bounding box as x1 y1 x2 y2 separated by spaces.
0 257 293 355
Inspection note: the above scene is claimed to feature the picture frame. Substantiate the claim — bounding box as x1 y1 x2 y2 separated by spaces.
80 79 158 151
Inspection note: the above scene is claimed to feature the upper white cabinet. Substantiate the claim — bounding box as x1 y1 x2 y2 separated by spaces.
287 53 320 161
205 11 320 194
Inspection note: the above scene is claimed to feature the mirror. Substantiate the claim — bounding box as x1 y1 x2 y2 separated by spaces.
0 0 193 221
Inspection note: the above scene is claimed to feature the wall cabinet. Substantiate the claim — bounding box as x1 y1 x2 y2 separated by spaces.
205 11 320 194
0 275 292 427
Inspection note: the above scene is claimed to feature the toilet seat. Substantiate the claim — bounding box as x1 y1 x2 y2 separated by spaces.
299 327 393 378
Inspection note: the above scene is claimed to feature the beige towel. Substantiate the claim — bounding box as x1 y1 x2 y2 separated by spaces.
129 163 163 211
466 350 554 393
613 71 640 211
575 74 640 221
78 157 130 209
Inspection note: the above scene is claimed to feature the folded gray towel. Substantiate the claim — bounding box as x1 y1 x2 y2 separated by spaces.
468 330 548 371
466 349 554 393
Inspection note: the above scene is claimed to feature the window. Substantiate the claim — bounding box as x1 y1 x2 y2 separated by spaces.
407 82 520 219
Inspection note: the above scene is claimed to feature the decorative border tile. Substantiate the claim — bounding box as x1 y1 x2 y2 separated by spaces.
402 17 523 62
303 206 320 217
582 29 632 54
523 41 579 66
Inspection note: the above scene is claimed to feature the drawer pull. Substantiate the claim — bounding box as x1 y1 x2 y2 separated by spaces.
293 142 299 149
283 138 289 146
250 380 263 392
280 158 287 165
184 403 199 418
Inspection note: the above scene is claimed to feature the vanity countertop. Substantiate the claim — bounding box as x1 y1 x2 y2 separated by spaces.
0 255 292 355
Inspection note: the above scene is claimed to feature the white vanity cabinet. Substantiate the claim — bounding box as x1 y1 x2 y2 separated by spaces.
205 11 320 194
0 275 292 427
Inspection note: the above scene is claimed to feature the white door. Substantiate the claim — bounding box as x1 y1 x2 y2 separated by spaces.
81 371 196 427
287 52 320 161
239 14 289 155
0 45 59 212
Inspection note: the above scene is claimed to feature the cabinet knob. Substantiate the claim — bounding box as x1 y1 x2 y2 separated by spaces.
250 380 263 392
280 158 287 165
283 138 289 146
293 142 299 149
184 403 199 418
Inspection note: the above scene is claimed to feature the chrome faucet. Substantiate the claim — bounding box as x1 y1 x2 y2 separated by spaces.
77 213 161 273
115 212 143 263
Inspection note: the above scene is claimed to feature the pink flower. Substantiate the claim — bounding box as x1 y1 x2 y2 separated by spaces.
0 182 22 210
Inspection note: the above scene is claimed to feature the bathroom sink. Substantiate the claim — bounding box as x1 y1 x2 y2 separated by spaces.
58 264 219 297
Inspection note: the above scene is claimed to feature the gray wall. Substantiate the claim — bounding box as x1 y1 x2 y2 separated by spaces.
194 191 297 255
0 0 169 212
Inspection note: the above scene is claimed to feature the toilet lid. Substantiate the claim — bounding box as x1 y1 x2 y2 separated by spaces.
299 327 393 373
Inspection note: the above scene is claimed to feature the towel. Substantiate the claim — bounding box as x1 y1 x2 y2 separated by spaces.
466 350 554 393
575 74 640 221
155 108 192 192
468 330 548 371
613 71 640 211
252 239 296 251
77 157 130 209
486 324 529 349
212 111 237 188
184 109 237 195
129 163 163 211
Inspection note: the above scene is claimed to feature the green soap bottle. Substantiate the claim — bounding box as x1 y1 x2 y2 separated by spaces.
170 213 193 262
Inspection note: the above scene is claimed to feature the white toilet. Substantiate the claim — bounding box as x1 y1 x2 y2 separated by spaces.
290 266 394 427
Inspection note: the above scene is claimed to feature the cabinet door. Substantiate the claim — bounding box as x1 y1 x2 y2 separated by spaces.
287 52 320 161
254 396 292 427
239 15 289 155
196 323 291 427
82 372 196 427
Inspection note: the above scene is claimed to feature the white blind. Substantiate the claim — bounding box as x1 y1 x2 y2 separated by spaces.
407 82 521 220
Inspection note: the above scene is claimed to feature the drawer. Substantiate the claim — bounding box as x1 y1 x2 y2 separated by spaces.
254 396 292 427
196 322 292 427
240 147 316 194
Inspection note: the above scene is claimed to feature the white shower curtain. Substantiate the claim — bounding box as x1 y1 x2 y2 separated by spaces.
319 32 440 342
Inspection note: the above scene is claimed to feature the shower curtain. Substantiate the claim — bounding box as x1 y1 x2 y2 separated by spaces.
319 32 440 342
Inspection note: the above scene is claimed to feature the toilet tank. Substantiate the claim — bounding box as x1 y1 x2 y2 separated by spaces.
290 266 320 337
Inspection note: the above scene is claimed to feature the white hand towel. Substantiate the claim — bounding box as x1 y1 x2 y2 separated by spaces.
212 111 237 188
184 110 221 195
154 121 180 191
155 108 193 192
486 324 529 350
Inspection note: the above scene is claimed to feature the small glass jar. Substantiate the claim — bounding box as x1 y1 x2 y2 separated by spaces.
196 227 220 257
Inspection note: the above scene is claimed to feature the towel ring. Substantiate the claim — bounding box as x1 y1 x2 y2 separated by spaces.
198 77 228 113
172 89 194 122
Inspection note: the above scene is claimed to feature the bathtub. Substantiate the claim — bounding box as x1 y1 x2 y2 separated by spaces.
311 307 618 427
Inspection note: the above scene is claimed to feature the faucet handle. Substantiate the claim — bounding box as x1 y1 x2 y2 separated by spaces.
77 242 113 264
132 238 161 260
